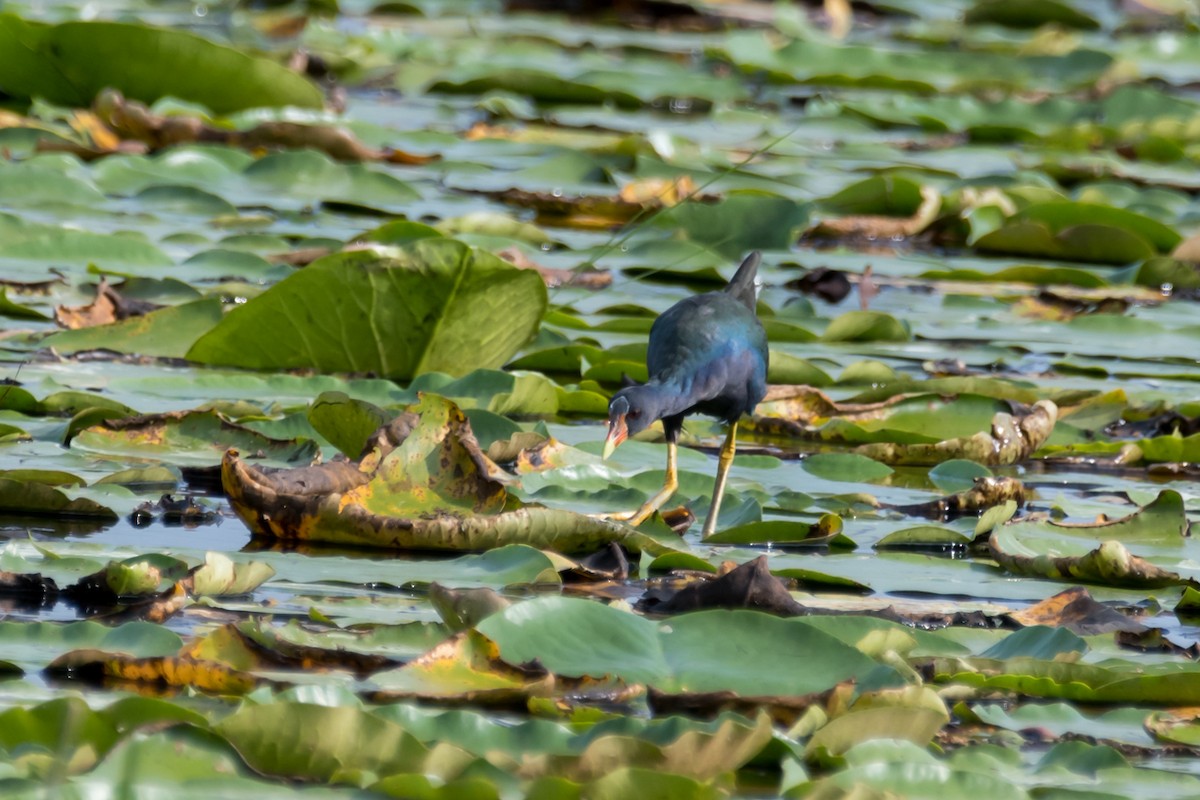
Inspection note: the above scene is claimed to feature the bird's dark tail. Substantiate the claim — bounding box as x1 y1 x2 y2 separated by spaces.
724 251 761 311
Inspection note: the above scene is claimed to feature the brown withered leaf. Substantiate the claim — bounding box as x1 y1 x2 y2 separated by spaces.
430 583 513 632
1013 290 1132 321
54 278 162 330
1005 586 1146 635
266 246 334 267
618 176 697 206
641 555 806 616
785 267 853 304
0 570 57 597
478 176 714 229
39 89 438 165
47 648 265 694
751 385 915 436
229 622 396 677
561 542 631 582
368 629 562 707
223 394 655 554
990 537 1191 589
806 185 941 241
68 110 123 151
660 506 696 534
893 476 1028 519
857 400 1058 466
1116 628 1199 658
496 247 612 289
487 430 551 464
54 280 117 329
649 684 842 728
504 0 732 29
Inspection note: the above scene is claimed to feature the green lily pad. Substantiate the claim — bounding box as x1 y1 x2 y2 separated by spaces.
42 299 224 359
189 241 547 380
474 597 889 697
72 409 319 468
802 453 894 483
0 15 323 113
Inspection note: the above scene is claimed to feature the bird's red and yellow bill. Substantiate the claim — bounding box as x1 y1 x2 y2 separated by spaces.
602 415 627 459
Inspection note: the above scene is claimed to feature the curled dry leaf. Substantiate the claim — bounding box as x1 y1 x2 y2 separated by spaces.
1005 586 1146 635
856 400 1058 466
370 629 559 706
1013 289 1133 321
753 385 914 434
223 394 662 554
47 90 439 165
807 185 942 241
989 535 1191 589
481 176 714 229
46 648 264 693
496 247 612 289
266 246 334 267
640 555 806 616
785 267 853 304
430 583 513 632
54 278 161 330
893 476 1027 518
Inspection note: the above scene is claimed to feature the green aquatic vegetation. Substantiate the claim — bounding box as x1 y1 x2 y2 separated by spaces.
0 1 1198 797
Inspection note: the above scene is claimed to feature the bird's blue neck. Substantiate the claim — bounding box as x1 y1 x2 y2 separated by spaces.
613 380 695 441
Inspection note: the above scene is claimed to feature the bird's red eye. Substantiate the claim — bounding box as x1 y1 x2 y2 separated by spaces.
628 410 641 419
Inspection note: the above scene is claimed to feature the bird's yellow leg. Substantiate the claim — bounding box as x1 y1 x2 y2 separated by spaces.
702 423 737 537
627 440 678 526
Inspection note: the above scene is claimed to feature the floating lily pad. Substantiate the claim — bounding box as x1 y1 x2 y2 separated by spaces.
42 299 224 359
975 202 1181 264
473 597 888 697
72 410 319 468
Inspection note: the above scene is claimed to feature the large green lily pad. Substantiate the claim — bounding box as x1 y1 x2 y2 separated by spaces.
0 15 323 113
189 241 547 380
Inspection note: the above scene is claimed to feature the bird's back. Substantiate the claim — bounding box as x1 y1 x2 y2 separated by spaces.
646 253 768 424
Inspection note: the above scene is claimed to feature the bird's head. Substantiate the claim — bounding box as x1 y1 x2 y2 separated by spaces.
603 388 653 459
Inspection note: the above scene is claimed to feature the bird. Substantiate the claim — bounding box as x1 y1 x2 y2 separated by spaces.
602 251 768 536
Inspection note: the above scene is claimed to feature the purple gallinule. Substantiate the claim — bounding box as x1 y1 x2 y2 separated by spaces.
603 251 768 535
